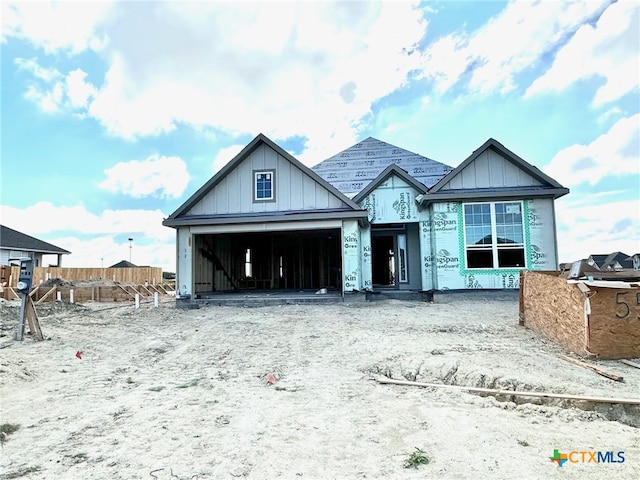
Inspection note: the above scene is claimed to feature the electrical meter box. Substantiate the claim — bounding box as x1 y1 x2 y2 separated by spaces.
16 258 34 294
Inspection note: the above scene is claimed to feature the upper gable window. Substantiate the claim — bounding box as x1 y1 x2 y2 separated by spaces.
254 170 275 202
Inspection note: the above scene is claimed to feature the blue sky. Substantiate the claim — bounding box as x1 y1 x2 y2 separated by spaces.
1 0 638 272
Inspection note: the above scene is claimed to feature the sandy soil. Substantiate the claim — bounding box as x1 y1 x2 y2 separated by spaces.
1 293 639 480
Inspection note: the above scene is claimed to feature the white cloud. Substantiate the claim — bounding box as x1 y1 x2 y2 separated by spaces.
1 0 113 53
15 58 97 113
6 2 428 162
555 196 640 262
526 1 640 106
99 155 190 199
212 144 246 174
420 0 610 96
45 235 175 272
543 114 640 186
0 202 176 271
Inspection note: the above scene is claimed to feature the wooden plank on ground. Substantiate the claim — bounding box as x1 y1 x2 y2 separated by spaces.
117 284 136 299
36 286 57 305
374 377 640 405
559 354 624 382
619 359 640 370
138 285 153 296
28 284 41 298
7 287 20 300
24 297 43 341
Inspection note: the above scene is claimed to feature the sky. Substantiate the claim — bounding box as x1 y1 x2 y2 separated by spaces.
1 0 639 272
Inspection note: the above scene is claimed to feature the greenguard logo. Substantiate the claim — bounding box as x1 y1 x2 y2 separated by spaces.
528 208 543 227
531 245 547 266
432 213 457 232
436 249 459 269
392 192 411 219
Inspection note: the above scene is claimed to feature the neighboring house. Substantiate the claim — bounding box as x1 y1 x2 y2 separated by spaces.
110 260 138 268
628 254 640 271
163 134 568 298
586 254 609 269
587 252 633 271
0 224 70 267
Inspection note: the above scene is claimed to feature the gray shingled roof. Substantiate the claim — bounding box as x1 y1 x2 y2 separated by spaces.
0 224 71 255
312 137 453 197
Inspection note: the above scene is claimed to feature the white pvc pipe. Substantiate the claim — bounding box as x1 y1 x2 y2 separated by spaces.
154 292 159 307
135 293 140 309
70 289 74 304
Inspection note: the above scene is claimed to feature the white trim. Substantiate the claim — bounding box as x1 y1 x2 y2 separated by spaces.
190 219 343 234
463 200 526 269
254 170 275 202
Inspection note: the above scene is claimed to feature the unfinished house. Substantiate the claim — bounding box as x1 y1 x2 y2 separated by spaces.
163 134 568 300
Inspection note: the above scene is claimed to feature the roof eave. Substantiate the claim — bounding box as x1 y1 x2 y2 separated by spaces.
416 187 570 205
163 209 369 228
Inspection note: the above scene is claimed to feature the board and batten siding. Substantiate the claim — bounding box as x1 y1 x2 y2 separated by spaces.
439 149 543 190
187 144 349 216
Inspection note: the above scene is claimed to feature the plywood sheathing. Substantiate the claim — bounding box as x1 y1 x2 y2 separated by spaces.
521 271 587 356
587 286 640 359
521 271 640 360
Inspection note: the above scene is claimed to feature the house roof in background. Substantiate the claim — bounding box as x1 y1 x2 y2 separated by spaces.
312 137 452 197
110 260 137 268
0 224 71 255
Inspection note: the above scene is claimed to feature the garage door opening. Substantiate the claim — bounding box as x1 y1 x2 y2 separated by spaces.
193 229 342 294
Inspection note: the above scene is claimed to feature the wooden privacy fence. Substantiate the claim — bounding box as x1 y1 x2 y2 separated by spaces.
1 265 165 287
2 282 176 304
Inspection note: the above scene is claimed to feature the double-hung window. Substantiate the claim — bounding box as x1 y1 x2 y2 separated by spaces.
254 170 275 202
463 202 525 269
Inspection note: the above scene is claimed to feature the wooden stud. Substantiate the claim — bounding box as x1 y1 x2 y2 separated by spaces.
619 359 640 369
375 377 640 405
559 354 624 382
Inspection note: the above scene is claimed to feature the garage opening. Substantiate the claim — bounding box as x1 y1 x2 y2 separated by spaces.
193 229 341 294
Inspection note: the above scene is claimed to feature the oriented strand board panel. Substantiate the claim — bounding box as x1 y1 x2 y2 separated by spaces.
587 286 640 359
522 271 587 355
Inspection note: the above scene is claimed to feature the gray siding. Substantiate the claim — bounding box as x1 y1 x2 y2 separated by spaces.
402 223 422 290
188 144 349 216
440 149 542 190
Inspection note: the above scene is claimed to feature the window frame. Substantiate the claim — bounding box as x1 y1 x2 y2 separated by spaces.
463 201 526 270
253 169 276 203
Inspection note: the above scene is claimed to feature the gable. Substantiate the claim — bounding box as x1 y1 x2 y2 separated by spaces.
439 148 543 190
419 139 569 203
164 134 362 227
357 172 422 223
187 143 352 216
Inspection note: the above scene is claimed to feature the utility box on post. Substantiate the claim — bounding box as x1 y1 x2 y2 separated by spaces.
13 258 43 341
16 258 34 294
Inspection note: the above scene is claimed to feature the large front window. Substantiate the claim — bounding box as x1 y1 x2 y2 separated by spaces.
464 202 525 269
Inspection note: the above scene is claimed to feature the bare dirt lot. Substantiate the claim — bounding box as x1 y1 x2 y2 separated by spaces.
1 293 639 479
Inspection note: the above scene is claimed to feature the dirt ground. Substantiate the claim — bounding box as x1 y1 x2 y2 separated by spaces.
1 292 639 479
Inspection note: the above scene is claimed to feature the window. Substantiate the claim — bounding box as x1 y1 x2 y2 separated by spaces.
254 170 275 201
464 202 525 269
